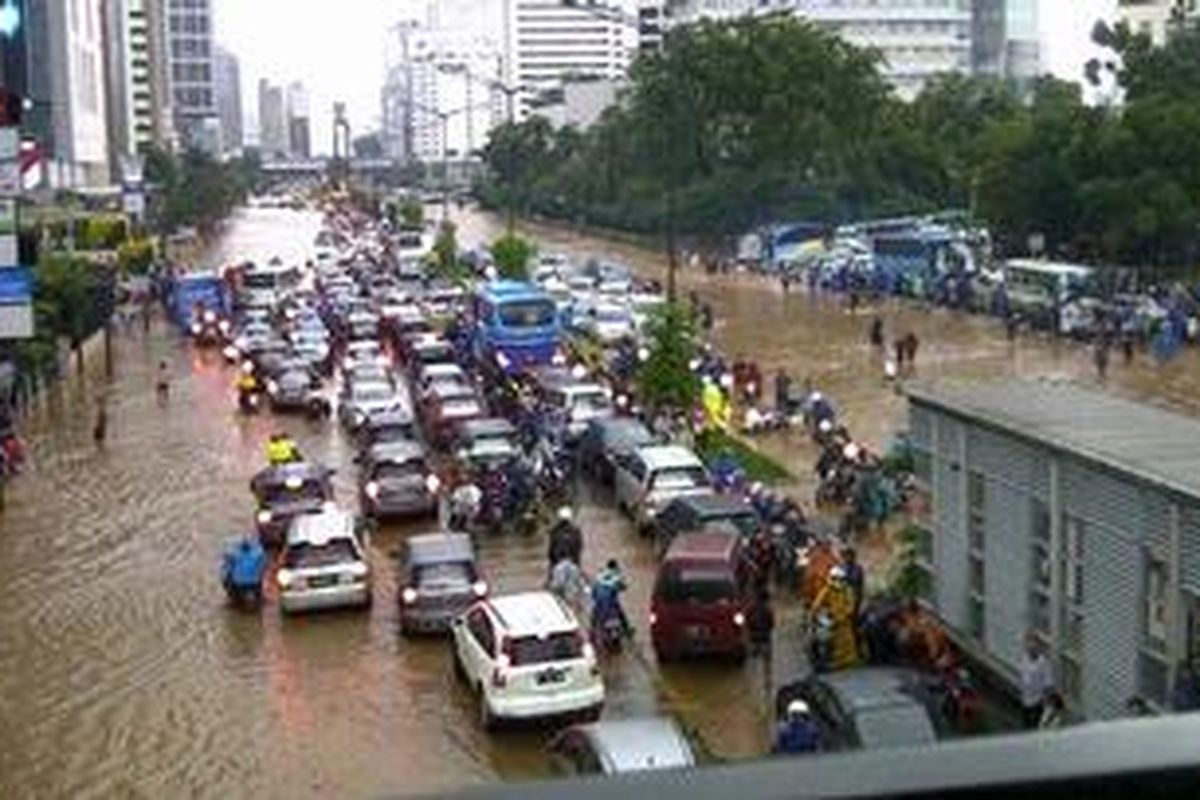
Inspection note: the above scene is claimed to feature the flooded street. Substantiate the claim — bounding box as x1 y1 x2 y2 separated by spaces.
2 205 1199 799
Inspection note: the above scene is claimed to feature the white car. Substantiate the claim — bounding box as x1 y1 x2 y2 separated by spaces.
453 591 604 729
613 445 714 531
583 303 636 345
277 509 372 614
342 339 387 372
338 378 406 430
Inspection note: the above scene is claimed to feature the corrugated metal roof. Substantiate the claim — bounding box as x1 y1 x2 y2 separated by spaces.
907 379 1200 500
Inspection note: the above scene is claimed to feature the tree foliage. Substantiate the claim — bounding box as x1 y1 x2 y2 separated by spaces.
491 234 535 280
637 302 699 413
144 146 252 235
479 15 1200 275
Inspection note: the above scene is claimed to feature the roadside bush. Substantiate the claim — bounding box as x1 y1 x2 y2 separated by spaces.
117 238 156 274
491 234 535 280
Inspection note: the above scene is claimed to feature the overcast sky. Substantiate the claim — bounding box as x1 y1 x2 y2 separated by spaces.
215 0 1119 154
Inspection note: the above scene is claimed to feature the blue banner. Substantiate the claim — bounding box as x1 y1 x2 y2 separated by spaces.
0 266 32 303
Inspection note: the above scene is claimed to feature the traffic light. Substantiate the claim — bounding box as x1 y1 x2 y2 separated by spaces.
1 0 27 116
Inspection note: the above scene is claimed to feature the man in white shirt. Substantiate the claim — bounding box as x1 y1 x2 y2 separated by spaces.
1020 638 1054 729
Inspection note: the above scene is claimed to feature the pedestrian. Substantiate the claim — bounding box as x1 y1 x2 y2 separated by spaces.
93 397 108 447
1019 638 1054 729
774 368 792 415
1121 335 1135 365
1006 313 1019 342
780 271 791 295
1094 341 1109 381
546 556 589 618
893 337 906 372
748 585 774 657
155 361 171 405
903 332 920 370
1039 691 1066 729
848 291 860 314
868 316 884 349
841 546 865 619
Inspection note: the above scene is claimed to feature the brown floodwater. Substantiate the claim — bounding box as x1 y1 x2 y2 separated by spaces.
2 205 1197 799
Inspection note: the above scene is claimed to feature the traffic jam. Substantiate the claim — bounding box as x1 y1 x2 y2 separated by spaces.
162 199 972 777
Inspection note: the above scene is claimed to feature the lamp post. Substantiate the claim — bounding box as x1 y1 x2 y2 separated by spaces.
399 96 492 222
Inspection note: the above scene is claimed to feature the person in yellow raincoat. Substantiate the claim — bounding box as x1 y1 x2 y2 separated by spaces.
811 566 862 671
701 377 731 433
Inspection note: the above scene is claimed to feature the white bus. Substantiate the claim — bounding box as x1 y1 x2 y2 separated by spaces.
1003 259 1095 310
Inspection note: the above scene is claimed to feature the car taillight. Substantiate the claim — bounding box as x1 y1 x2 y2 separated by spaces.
733 611 746 627
401 587 418 604
649 612 658 627
364 481 380 500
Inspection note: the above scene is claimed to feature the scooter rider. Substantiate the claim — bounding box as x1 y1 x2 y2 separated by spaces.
592 559 633 638
547 506 583 568
222 536 267 605
774 700 822 754
265 431 301 466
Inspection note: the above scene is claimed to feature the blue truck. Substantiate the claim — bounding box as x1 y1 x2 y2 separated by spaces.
169 271 230 344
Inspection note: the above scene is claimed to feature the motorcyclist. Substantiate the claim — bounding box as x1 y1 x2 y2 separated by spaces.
236 362 259 400
265 431 301 466
774 700 822 755
592 559 633 638
449 477 483 530
221 536 266 604
547 505 583 567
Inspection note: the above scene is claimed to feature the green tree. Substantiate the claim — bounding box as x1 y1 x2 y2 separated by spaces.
490 234 535 280
637 302 699 413
432 221 459 276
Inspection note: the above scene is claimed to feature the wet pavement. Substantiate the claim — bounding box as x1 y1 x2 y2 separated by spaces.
3 205 1199 799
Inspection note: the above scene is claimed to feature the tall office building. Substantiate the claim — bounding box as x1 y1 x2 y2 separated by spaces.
972 0 1040 85
407 28 503 163
23 0 111 187
674 0 976 99
381 21 419 164
286 82 311 160
257 80 287 160
164 0 218 151
214 46 243 154
1117 0 1198 44
504 0 639 110
103 0 170 177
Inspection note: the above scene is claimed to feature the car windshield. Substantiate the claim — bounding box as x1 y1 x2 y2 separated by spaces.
856 705 937 750
651 466 708 491
705 512 760 537
284 538 358 569
373 461 423 481
354 384 394 402
657 570 735 604
262 480 326 504
414 562 473 590
570 390 611 413
243 273 278 289
496 299 555 328
596 307 629 322
507 632 582 666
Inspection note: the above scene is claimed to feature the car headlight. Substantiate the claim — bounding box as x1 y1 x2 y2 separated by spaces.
256 509 273 524
223 345 239 360
190 322 202 335
551 350 567 366
267 380 279 395
364 480 380 500
401 587 418 605
276 569 294 589
204 310 217 323
218 320 231 334
471 580 489 598
733 612 746 627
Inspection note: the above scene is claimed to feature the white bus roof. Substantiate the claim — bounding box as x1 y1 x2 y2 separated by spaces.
1005 259 1095 277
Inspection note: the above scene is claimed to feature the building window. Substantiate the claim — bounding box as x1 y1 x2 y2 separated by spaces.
1061 514 1085 604
1144 554 1169 652
967 471 985 553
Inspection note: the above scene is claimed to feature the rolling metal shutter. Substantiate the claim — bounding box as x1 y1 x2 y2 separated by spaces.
910 405 934 449
1081 520 1141 720
933 413 966 629
966 426 1049 498
1180 505 1200 594
983 479 1030 670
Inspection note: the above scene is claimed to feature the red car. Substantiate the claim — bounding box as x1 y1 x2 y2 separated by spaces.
421 382 486 447
650 532 752 662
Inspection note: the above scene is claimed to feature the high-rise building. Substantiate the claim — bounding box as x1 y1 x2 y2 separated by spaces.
638 0 669 53
972 0 1040 85
407 28 503 164
381 21 419 165
24 0 111 188
1117 0 1198 44
102 0 170 178
164 0 218 151
673 0 976 99
214 46 243 154
286 82 311 160
257 79 287 160
505 0 639 110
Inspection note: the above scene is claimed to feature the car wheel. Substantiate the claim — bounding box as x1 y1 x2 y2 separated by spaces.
451 647 467 681
478 687 498 731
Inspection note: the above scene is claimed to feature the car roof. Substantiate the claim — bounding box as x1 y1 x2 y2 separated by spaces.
817 668 928 713
636 445 704 471
592 417 654 442
460 417 516 437
430 383 477 400
663 531 740 562
368 440 427 463
422 363 464 377
252 461 330 487
666 493 756 517
485 591 578 636
363 408 414 427
287 508 355 547
572 718 695 773
407 532 475 566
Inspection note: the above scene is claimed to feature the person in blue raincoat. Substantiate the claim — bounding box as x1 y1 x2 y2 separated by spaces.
222 537 266 603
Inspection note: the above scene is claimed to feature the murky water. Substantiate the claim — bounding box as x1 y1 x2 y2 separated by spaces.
2 205 1197 799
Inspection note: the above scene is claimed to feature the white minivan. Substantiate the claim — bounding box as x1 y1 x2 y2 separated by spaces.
452 591 604 730
613 444 714 531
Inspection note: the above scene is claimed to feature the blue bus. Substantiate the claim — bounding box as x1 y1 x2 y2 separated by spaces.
471 280 563 374
169 271 230 341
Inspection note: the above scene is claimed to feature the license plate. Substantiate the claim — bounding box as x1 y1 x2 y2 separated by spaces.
536 667 566 685
309 574 337 588
686 625 709 640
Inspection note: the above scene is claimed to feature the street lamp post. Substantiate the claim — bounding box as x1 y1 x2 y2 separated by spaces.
397 96 492 222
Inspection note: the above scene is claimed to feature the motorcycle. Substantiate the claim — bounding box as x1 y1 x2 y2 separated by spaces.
238 387 264 414
221 538 266 610
591 599 627 655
